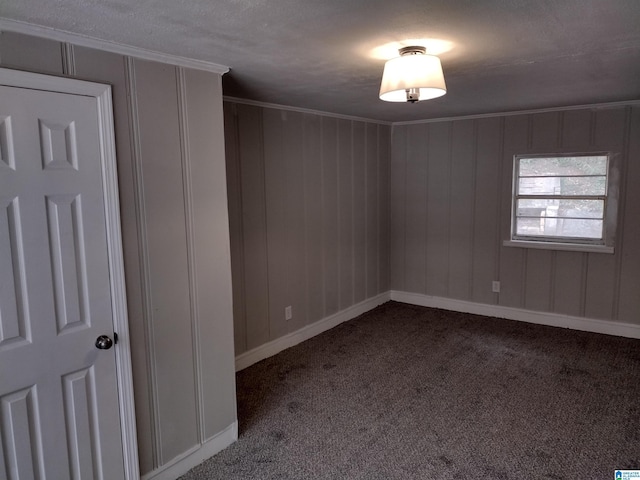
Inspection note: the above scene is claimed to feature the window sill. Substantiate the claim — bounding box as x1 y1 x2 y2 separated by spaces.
503 240 614 254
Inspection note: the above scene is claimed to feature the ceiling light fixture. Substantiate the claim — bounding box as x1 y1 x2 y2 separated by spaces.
379 46 447 103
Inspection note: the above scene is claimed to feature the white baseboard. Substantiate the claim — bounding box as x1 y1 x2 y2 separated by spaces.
141 421 238 480
390 290 640 339
235 292 391 371
236 290 640 373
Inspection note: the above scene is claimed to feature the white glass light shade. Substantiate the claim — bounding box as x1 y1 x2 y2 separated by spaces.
379 53 447 102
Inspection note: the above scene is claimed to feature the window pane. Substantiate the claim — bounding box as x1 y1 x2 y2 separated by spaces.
517 199 604 219
559 176 606 196
515 218 603 239
518 176 606 196
515 217 547 236
519 156 607 177
517 176 561 195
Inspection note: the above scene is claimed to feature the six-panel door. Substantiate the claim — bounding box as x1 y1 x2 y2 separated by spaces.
0 84 125 479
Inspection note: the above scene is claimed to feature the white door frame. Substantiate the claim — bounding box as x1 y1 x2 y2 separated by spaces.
0 67 140 480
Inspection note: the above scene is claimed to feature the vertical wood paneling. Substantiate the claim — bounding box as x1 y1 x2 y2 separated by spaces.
176 68 205 445
227 104 391 353
338 119 355 308
133 59 197 462
389 125 406 291
124 56 164 472
404 123 428 294
499 115 529 308
223 104 247 355
617 106 640 324
182 71 236 440
531 112 560 150
448 120 476 300
524 249 552 311
323 117 340 316
264 108 288 339
584 253 617 320
584 108 626 320
365 123 379 298
352 122 367 304
393 104 638 327
378 126 391 293
283 111 307 330
0 32 63 75
553 252 584 316
561 110 592 148
237 104 270 350
472 117 501 304
594 108 627 148
303 114 324 323
425 122 451 297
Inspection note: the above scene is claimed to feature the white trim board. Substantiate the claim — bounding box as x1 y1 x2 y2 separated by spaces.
223 96 392 126
235 292 391 371
141 421 238 480
390 290 640 339
236 289 640 373
223 96 640 127
0 17 229 74
391 100 640 126
221 96 640 128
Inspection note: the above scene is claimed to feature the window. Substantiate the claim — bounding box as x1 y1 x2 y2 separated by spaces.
506 153 618 253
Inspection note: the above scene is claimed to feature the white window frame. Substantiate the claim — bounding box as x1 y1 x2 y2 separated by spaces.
504 152 619 254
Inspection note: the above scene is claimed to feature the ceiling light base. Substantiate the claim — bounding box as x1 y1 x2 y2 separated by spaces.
398 46 427 56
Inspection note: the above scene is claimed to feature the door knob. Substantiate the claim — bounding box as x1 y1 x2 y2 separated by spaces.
95 335 114 350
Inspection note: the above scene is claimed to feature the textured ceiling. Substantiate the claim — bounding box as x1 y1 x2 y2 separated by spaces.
1 0 639 122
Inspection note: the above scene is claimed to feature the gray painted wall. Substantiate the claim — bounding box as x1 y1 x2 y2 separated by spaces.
391 106 640 325
0 31 237 476
224 102 391 355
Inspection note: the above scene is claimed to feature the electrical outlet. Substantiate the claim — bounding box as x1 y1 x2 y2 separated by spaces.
492 281 500 293
285 306 292 320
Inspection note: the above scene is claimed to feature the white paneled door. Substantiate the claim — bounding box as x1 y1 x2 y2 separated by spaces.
0 70 136 479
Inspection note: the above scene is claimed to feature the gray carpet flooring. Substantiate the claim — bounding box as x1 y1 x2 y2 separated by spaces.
180 301 640 479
